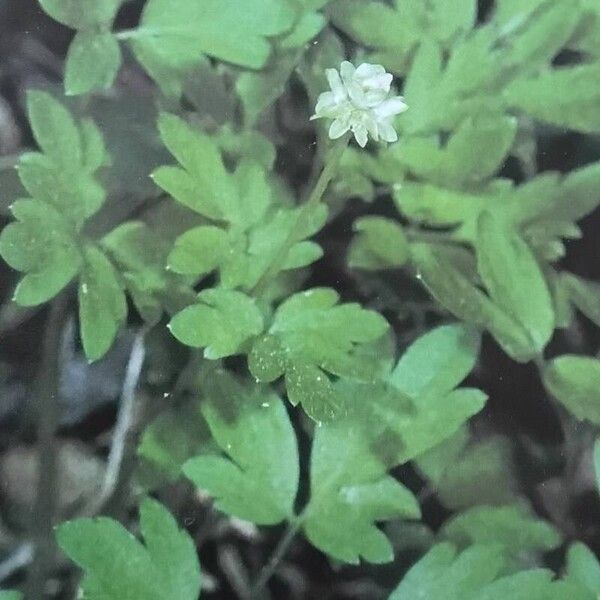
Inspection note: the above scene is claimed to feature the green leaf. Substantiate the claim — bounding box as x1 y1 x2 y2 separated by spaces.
138 401 211 482
563 273 600 327
0 593 22 600
543 355 600 424
56 498 201 600
475 211 555 353
566 542 600 596
153 114 236 221
169 288 263 359
78 245 127 361
428 0 477 43
131 0 297 95
19 91 107 227
390 324 481 398
102 221 193 323
499 0 581 70
348 216 410 270
0 199 81 306
65 30 122 96
249 288 389 420
504 65 600 133
236 53 299 128
417 430 517 510
326 0 418 53
402 116 517 187
167 226 229 277
389 543 506 600
441 504 561 557
184 369 299 524
410 243 535 362
27 89 82 168
38 0 121 28
303 384 421 563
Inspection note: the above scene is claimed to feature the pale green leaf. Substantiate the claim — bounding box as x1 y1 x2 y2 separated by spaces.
38 0 121 28
349 216 410 270
563 273 600 327
0 199 81 306
442 504 561 556
410 243 535 362
389 543 505 600
168 226 229 278
153 114 235 221
391 324 481 398
543 355 600 424
249 288 389 420
475 211 554 353
566 542 600 596
184 369 299 524
169 288 263 358
65 31 122 96
56 499 201 600
132 0 297 95
505 65 600 133
78 245 127 361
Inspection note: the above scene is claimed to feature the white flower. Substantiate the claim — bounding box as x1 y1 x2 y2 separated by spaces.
311 62 408 148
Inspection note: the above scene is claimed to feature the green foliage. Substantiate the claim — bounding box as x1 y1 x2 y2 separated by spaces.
65 31 122 96
441 504 561 557
5 0 600 593
249 288 389 420
186 328 484 563
38 0 121 29
56 499 201 600
543 356 600 424
169 288 263 359
348 216 410 270
389 543 590 600
183 369 299 524
155 114 326 292
131 0 297 96
0 593 22 600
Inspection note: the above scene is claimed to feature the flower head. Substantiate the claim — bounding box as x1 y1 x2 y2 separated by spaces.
311 62 407 148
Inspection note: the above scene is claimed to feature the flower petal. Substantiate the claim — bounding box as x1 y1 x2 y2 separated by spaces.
374 96 408 119
329 118 351 140
326 68 347 102
340 61 356 88
378 121 398 143
352 124 369 148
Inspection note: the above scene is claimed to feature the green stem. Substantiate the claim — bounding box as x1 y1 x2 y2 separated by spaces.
249 515 304 597
250 137 349 297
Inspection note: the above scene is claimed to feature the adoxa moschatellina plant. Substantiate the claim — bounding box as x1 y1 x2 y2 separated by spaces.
3 0 600 596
